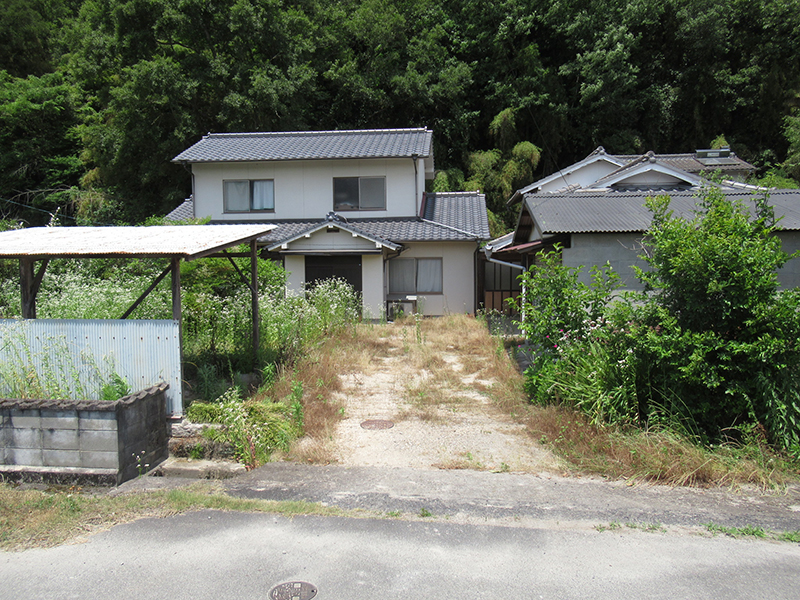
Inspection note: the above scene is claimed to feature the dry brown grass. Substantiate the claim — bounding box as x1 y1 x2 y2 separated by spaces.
268 314 797 487
522 404 798 488
432 451 489 471
276 314 534 460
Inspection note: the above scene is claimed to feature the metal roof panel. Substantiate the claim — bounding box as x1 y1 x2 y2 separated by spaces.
0 224 276 260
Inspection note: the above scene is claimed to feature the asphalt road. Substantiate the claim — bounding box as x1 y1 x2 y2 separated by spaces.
2 509 799 600
3 463 800 600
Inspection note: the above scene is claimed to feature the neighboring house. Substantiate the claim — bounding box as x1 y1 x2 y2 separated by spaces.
169 128 490 317
506 146 756 201
488 148 800 292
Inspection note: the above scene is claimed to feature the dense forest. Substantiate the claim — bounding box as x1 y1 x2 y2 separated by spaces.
2 0 800 228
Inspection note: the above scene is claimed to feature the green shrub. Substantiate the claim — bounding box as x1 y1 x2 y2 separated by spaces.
518 188 800 455
187 387 304 468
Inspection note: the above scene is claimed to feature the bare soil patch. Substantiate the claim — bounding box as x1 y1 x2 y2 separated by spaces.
293 315 559 473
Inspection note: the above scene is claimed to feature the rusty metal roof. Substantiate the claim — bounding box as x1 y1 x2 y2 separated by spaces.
0 224 276 261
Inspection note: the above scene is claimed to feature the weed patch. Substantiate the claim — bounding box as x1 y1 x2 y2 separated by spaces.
0 482 350 551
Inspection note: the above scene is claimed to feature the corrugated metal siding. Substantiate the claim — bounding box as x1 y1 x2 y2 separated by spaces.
0 319 182 415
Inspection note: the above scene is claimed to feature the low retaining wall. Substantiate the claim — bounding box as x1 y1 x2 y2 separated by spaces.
0 383 169 485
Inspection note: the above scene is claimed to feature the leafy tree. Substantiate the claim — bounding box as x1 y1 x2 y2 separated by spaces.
0 71 83 225
785 110 800 180
463 109 541 225
632 188 800 449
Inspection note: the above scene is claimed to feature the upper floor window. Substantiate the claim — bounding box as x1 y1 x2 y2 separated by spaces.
224 179 274 213
333 177 385 211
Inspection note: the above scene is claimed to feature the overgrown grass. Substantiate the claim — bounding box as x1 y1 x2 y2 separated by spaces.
0 481 347 552
523 404 799 487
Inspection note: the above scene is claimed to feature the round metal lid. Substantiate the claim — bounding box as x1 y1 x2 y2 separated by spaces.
269 581 317 600
360 419 395 430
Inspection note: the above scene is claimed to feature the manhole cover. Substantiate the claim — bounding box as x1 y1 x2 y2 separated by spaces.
361 419 394 430
269 581 317 600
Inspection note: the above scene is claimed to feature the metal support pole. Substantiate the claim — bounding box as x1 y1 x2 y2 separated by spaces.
251 240 259 359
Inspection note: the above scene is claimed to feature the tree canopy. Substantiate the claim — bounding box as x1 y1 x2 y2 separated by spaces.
2 0 800 226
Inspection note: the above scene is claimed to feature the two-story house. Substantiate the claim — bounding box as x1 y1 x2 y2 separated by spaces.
169 128 490 317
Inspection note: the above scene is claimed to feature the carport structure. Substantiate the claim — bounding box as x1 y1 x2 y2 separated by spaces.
0 224 275 415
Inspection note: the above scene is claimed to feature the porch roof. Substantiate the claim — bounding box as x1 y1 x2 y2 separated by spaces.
0 224 275 261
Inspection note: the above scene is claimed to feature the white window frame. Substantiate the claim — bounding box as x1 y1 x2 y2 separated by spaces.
388 258 443 294
333 176 386 211
223 179 275 213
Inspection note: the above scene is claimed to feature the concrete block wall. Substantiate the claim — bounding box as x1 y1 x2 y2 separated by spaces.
0 383 169 485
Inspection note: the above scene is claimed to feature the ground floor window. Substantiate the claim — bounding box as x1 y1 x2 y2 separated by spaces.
305 255 362 293
388 258 443 294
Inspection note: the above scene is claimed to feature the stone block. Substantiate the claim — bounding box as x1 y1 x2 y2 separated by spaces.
78 411 117 431
42 428 80 451
43 449 81 468
41 410 78 430
11 427 42 449
78 429 118 453
80 450 118 470
9 410 40 429
10 447 43 466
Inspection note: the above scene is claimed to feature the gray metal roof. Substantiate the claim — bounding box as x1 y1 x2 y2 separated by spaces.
524 190 800 234
173 128 433 163
0 224 275 261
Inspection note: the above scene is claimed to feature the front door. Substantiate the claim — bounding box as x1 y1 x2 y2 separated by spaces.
304 255 363 293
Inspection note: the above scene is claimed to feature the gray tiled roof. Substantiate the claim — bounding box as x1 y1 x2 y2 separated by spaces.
260 216 485 247
164 198 195 221
525 189 800 234
173 128 433 163
422 192 491 239
612 152 756 175
266 217 402 251
166 191 491 244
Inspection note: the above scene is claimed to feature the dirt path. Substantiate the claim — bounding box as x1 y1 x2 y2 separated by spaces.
326 318 559 473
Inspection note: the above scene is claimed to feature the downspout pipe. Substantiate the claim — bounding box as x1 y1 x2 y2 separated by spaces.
412 154 420 215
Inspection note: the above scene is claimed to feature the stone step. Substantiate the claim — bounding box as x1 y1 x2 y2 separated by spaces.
151 457 247 479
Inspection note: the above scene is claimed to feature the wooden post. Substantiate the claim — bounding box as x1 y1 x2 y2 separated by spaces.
20 258 35 319
171 257 181 322
250 240 259 359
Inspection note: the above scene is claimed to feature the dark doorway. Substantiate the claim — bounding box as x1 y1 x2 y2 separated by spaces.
305 255 363 293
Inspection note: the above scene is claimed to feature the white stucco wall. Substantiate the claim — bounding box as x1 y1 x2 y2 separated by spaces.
362 255 384 319
389 242 477 315
283 255 305 293
192 158 423 220
561 233 649 292
776 232 800 289
537 159 619 193
561 231 800 294
283 229 382 252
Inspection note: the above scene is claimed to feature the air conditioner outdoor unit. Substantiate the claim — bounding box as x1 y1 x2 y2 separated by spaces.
388 301 415 320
